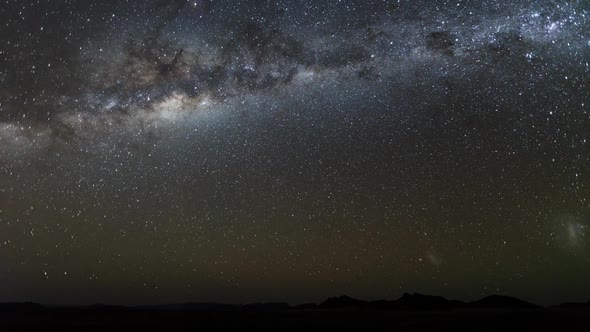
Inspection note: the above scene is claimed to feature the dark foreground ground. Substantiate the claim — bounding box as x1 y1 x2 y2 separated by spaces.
1 306 589 330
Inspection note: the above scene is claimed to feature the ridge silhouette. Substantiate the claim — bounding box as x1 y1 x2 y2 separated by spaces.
3 293 588 311
469 295 539 309
2 294 589 329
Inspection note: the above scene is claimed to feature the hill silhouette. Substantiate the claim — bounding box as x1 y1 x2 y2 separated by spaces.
319 293 468 310
139 302 237 311
319 295 368 308
559 300 590 309
0 293 564 312
393 292 466 310
242 302 290 311
469 295 539 309
1 294 589 329
0 302 44 313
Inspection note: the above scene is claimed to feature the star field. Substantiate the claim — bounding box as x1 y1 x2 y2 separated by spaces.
0 0 588 305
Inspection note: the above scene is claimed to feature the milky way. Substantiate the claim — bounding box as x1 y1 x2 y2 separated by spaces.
0 0 589 305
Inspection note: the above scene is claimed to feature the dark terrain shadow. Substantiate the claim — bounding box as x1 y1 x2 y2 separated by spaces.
1 294 588 330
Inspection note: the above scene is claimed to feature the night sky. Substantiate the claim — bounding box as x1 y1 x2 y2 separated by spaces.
0 0 588 306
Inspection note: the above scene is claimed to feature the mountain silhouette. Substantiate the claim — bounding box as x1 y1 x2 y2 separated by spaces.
4 294 589 329
0 293 546 313
559 300 590 308
293 303 318 310
319 295 368 308
316 293 546 311
469 295 539 309
319 293 467 310
139 302 238 311
88 304 128 311
242 303 290 311
393 292 466 310
0 302 44 313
